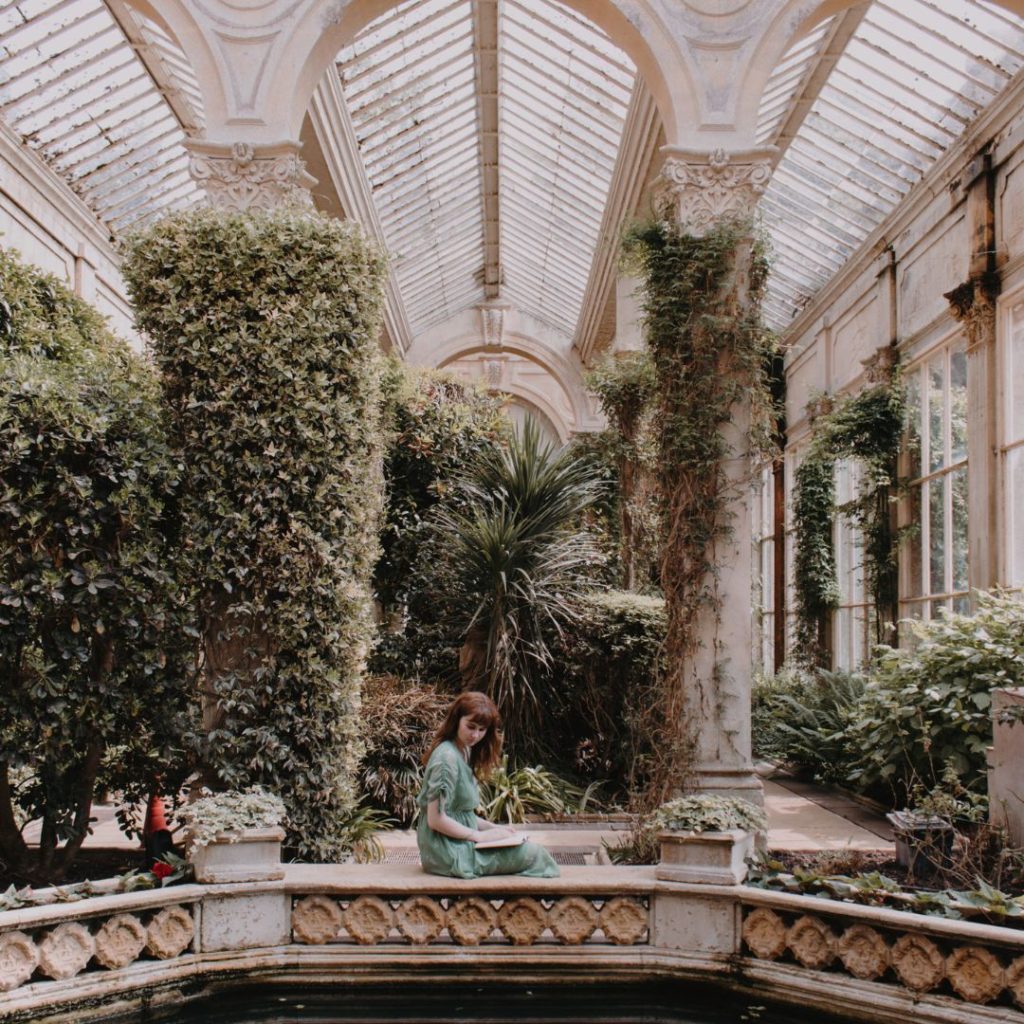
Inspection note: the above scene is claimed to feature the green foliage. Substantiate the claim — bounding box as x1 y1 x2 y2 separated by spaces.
584 353 660 591
654 794 767 833
180 786 285 849
621 218 776 804
0 246 192 882
374 363 505 615
841 593 1024 798
753 668 867 786
793 371 906 664
553 590 666 797
358 675 448 826
122 207 387 862
478 757 598 824
426 420 604 757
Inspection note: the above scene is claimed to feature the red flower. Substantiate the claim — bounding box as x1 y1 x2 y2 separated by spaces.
152 861 174 879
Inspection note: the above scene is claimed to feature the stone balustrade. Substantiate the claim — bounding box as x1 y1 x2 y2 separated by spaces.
2 865 1024 1023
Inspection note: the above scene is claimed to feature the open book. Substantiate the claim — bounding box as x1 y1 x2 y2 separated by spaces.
475 832 528 850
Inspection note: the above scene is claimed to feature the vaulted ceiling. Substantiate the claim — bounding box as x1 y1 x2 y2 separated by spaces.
4 0 1024 359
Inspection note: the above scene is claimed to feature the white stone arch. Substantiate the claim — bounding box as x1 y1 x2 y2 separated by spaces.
120 0 699 149
737 0 1024 137
422 332 599 434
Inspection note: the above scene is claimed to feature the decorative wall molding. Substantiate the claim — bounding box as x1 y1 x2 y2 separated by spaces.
188 140 316 210
653 147 776 235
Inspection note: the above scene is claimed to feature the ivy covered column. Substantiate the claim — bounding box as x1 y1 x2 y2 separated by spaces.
647 147 777 805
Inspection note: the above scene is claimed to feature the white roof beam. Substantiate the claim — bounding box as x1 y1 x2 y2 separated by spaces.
308 70 414 355
472 0 502 298
770 3 870 159
572 82 661 363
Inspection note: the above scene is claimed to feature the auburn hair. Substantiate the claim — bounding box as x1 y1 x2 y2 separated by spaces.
424 691 502 778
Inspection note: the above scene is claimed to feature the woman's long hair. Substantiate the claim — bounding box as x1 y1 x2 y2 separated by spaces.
424 691 502 778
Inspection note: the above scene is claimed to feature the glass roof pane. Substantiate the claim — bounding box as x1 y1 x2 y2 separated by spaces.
0 0 203 234
760 0 1024 331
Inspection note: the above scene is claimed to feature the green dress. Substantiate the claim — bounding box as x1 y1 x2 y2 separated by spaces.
416 741 559 879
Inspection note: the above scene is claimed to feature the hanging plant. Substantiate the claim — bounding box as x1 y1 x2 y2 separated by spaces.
792 362 906 665
622 217 777 805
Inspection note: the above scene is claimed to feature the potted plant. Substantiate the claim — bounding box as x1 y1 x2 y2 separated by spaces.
653 795 767 885
180 787 287 883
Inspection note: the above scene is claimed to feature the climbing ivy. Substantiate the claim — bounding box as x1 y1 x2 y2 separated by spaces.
792 364 906 665
623 218 776 805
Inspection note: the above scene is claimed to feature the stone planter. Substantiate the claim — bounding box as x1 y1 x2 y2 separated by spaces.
654 828 754 885
886 811 954 878
189 826 286 884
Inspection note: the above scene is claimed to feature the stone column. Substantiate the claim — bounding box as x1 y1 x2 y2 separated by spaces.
187 140 316 211
944 154 999 595
651 147 775 803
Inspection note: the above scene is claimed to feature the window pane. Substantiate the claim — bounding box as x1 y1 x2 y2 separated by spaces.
908 483 923 596
905 369 921 479
1012 303 1024 444
928 357 945 473
1009 447 1024 588
953 594 971 615
929 477 945 594
931 597 948 619
950 345 967 463
952 466 968 592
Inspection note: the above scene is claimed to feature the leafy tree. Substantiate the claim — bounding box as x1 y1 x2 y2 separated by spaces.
122 207 387 861
0 247 192 882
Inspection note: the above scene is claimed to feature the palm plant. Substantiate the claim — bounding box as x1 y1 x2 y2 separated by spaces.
428 420 603 757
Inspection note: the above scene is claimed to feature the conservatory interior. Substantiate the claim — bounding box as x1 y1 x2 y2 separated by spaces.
3 0 1024 1021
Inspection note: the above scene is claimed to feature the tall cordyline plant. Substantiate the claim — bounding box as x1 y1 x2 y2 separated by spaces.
122 207 387 861
0 248 193 883
428 421 603 759
622 218 776 807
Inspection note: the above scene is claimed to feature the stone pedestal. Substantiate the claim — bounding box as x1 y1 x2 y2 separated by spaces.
989 688 1024 845
200 891 291 953
655 829 754 885
190 826 286 884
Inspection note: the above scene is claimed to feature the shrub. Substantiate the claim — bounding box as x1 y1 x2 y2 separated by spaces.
122 207 387 862
553 590 665 799
841 592 1024 799
753 668 867 786
0 247 193 883
479 758 599 824
358 675 448 826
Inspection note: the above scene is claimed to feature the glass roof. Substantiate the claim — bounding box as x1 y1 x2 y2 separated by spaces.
0 0 202 233
336 0 635 338
758 0 1024 330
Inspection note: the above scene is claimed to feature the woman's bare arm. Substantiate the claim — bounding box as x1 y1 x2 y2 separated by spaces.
426 799 512 841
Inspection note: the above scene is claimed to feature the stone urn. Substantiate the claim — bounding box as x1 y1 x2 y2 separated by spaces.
654 828 754 885
189 826 286 884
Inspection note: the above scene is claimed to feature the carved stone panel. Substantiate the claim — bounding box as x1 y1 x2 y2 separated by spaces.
188 142 316 211
94 914 147 970
0 931 38 991
343 896 394 945
946 946 1005 1004
548 896 598 945
786 915 836 970
1005 955 1024 1008
497 898 547 946
38 921 95 980
396 896 446 945
447 897 496 946
292 895 343 945
742 908 787 960
599 897 648 945
146 906 195 960
837 924 889 981
891 933 945 993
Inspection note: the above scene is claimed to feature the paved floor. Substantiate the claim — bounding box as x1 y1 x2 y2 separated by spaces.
30 773 893 861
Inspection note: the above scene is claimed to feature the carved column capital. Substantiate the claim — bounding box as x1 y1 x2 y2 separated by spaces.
478 302 510 347
944 274 999 352
861 344 898 384
653 147 776 235
187 141 316 211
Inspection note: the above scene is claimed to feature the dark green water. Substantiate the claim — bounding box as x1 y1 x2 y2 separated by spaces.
140 982 855 1023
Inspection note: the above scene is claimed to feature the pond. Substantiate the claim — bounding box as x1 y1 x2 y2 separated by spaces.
134 981 856 1023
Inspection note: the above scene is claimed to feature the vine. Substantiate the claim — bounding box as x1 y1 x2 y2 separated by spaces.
623 218 776 806
792 358 906 665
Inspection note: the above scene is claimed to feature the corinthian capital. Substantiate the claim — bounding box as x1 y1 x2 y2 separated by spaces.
187 141 316 211
944 273 999 352
653 147 776 235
